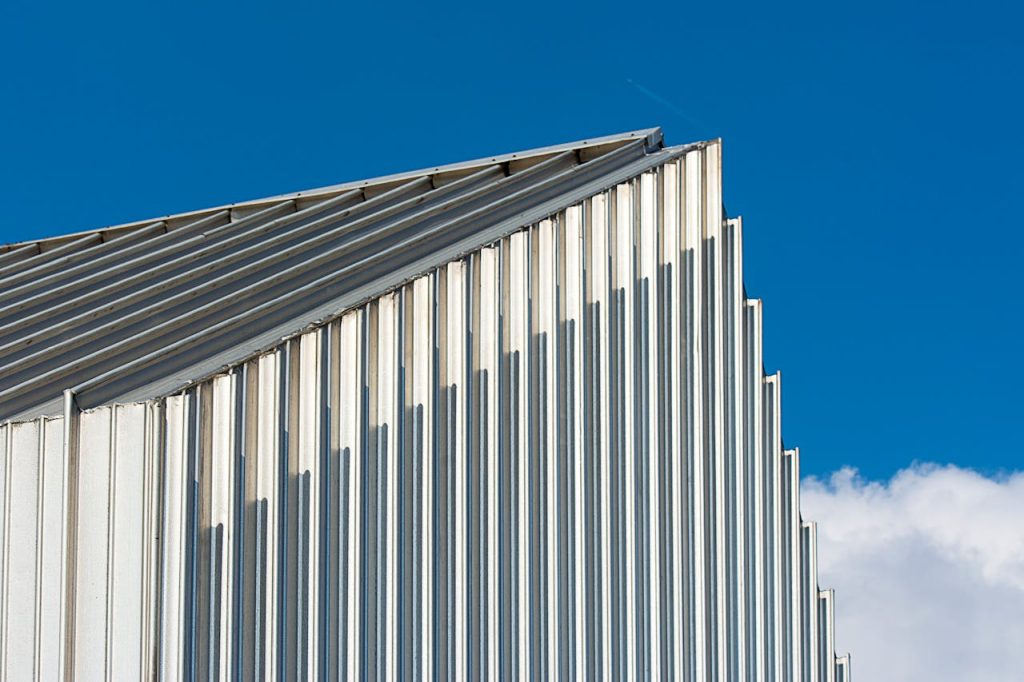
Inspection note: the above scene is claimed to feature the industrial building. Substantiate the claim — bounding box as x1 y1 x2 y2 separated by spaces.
0 129 850 679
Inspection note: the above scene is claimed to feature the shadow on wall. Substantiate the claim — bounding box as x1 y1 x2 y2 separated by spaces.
176 281 751 679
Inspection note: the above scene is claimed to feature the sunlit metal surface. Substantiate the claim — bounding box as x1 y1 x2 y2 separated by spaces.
0 132 850 679
0 129 670 422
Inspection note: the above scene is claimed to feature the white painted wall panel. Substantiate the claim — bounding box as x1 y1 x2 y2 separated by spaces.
36 417 65 682
108 403 147 680
3 420 41 680
73 408 112 680
160 394 189 681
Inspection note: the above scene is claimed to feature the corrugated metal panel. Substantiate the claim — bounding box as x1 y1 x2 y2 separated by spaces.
801 522 821 681
0 129 678 422
0 138 851 679
835 653 851 682
819 588 838 682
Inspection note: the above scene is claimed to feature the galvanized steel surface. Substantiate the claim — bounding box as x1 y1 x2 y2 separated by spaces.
0 129 674 422
0 137 851 679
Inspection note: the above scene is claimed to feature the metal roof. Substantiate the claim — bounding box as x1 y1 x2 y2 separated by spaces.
0 127 712 420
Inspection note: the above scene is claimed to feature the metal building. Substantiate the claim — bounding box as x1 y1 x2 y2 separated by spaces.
0 129 850 680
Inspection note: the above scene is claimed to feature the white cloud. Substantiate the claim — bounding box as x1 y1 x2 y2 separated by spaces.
801 464 1024 682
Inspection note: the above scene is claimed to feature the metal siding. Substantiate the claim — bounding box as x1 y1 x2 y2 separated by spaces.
0 131 688 422
819 589 837 682
663 163 687 682
37 417 66 682
73 407 112 680
0 144 851 679
108 403 147 680
802 522 821 682
730 216 749 682
766 372 784 681
3 419 41 680
159 394 189 680
684 146 709 680
836 653 851 682
745 297 767 682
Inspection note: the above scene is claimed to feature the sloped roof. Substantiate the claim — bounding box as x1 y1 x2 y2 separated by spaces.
0 127 711 420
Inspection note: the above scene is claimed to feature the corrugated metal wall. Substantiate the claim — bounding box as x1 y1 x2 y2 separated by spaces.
0 142 850 680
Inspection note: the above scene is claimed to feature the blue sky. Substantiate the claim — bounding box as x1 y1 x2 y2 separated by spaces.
1 1 1020 480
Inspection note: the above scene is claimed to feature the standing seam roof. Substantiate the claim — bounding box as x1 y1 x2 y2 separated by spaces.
0 128 710 420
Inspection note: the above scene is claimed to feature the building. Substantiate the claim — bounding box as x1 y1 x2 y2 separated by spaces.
0 129 850 679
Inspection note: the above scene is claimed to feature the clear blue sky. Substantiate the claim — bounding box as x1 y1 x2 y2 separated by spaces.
2 1 1020 479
